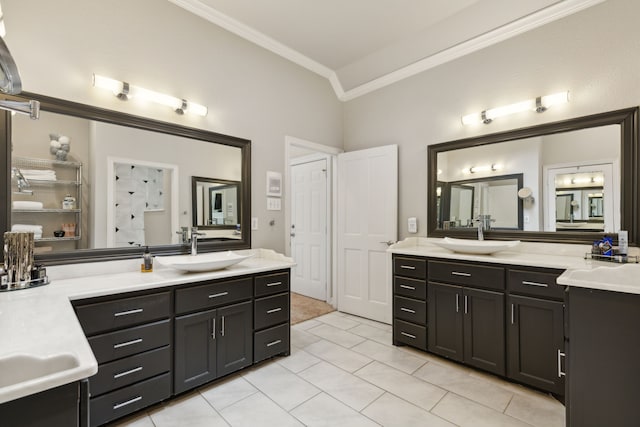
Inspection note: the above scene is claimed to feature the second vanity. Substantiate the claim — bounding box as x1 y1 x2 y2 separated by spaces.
390 237 640 426
0 249 294 427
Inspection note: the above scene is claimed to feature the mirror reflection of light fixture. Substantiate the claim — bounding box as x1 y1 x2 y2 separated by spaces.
464 164 501 174
92 74 208 117
517 187 534 204
461 91 569 126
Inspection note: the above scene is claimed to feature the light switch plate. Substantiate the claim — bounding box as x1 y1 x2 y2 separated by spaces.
251 217 258 230
408 217 418 233
267 197 281 211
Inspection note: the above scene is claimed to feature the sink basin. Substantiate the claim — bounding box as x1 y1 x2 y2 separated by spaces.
0 354 80 388
156 251 253 272
432 237 520 255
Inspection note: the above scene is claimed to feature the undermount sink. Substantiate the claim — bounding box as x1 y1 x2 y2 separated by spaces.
432 237 520 255
156 251 253 272
0 354 80 388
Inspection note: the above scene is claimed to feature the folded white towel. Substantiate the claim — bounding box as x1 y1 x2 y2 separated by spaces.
12 201 44 210
11 224 44 232
19 169 56 175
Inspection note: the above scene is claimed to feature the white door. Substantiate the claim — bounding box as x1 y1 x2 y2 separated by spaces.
337 145 398 324
290 158 328 300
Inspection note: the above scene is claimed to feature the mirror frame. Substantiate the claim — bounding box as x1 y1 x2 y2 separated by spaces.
191 176 241 230
1 92 252 264
428 107 639 245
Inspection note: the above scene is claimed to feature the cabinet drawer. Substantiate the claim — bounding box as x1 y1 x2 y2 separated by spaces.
393 256 427 279
394 276 426 300
428 260 504 290
75 291 171 335
88 319 171 364
175 277 252 314
89 372 171 427
254 323 290 363
255 293 290 330
394 296 427 325
255 271 290 297
90 346 171 397
394 319 427 351
508 268 565 300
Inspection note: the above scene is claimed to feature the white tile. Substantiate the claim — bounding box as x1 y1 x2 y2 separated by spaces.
199 375 258 411
220 392 303 427
242 361 321 410
351 339 426 374
355 361 447 411
340 313 393 332
299 361 384 411
413 362 514 411
290 393 379 427
362 393 456 427
292 318 322 331
348 323 393 346
304 339 373 372
277 347 322 373
505 391 566 427
111 412 156 427
291 327 323 349
306 323 366 348
148 393 229 427
314 311 362 330
432 393 532 427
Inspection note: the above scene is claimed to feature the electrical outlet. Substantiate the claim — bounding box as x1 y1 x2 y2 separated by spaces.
251 217 258 230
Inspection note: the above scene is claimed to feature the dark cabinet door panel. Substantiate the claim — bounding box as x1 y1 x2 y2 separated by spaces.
254 292 290 330
174 309 217 394
254 271 290 297
254 323 291 363
428 282 463 361
507 268 564 300
507 295 564 394
463 288 505 376
89 319 171 364
393 256 427 279
393 295 427 325
393 319 427 350
393 276 427 300
217 301 253 377
175 277 252 314
428 260 505 290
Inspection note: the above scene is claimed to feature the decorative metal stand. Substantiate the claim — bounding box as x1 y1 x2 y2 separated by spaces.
0 231 49 291
584 252 640 264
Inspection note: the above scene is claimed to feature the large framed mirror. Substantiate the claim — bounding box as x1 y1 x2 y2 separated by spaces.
1 92 251 264
428 107 639 245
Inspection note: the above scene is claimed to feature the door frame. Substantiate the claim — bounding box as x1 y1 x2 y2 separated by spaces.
285 136 342 306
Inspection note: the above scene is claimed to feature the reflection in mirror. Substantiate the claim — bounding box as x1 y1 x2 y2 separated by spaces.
192 176 241 234
427 108 639 244
2 92 251 263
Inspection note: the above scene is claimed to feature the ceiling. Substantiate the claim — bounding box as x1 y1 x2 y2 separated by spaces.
168 0 604 101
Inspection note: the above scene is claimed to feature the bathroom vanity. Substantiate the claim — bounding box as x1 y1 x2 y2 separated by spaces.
0 249 293 427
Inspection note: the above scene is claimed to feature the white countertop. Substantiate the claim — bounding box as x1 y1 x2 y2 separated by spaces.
0 249 294 404
389 237 640 293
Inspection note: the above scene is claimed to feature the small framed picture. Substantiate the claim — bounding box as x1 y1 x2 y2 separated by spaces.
266 171 282 197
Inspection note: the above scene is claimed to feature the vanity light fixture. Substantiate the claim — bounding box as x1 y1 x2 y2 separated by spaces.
461 91 569 126
465 164 501 174
92 74 208 117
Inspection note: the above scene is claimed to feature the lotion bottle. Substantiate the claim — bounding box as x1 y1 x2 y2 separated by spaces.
141 246 153 272
618 230 628 256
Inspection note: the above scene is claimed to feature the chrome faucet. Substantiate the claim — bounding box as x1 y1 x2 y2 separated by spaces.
190 227 206 255
475 218 484 241
175 226 189 244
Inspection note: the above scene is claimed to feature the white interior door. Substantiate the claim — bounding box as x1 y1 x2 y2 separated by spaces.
337 145 397 324
291 158 328 300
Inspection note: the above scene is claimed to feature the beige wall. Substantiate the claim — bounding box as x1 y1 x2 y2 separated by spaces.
2 0 343 253
343 0 640 240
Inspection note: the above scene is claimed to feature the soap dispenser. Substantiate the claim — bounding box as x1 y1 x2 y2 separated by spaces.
141 246 153 273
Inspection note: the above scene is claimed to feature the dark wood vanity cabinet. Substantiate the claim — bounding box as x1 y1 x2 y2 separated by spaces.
73 268 291 426
506 267 565 395
427 260 505 376
392 256 427 350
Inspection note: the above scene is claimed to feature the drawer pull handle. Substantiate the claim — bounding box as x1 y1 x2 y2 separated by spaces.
114 308 143 317
400 307 416 314
399 285 416 290
400 332 416 339
522 280 548 288
558 349 566 378
113 366 143 379
209 291 229 299
400 265 416 270
113 396 142 410
267 307 282 314
266 281 282 287
113 338 142 349
267 339 282 347
451 271 471 277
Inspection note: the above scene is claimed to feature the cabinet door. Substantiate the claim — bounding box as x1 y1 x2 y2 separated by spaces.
463 288 505 376
174 309 217 394
428 282 463 361
507 295 564 394
217 301 253 377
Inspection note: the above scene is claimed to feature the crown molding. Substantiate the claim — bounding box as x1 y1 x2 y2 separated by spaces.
168 0 605 102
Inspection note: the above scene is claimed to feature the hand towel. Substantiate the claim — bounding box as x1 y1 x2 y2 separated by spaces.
12 201 44 210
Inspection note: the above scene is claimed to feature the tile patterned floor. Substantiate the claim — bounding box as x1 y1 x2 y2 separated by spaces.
112 311 565 427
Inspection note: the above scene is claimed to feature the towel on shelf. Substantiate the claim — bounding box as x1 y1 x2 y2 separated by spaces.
19 169 57 181
11 224 43 232
12 201 44 210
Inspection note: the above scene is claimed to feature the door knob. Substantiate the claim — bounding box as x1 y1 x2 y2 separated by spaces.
380 240 395 246
290 232 296 238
